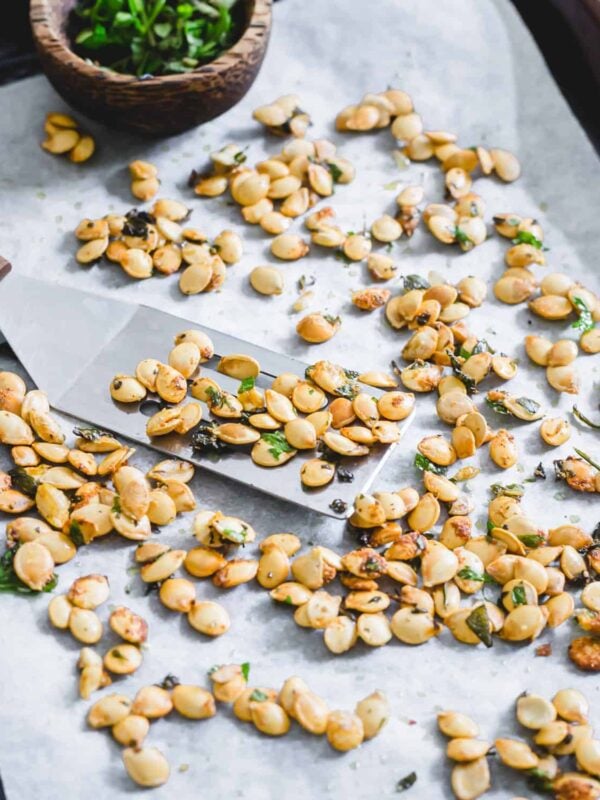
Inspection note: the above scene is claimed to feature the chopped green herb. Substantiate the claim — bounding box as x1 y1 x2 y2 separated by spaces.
512 230 543 249
448 352 477 394
401 274 430 292
249 689 268 702
414 453 448 475
221 527 247 544
111 495 122 515
71 0 240 78
326 161 343 183
69 520 85 548
336 382 359 400
519 534 546 548
457 567 496 585
323 314 341 327
241 662 250 682
206 386 226 408
486 519 495 535
466 605 493 648
571 297 595 333
511 585 527 606
485 397 510 415
261 431 294 460
73 425 112 441
238 377 255 394
156 674 180 689
283 595 293 605
573 405 600 429
454 225 472 247
527 767 554 793
8 468 38 497
396 772 417 792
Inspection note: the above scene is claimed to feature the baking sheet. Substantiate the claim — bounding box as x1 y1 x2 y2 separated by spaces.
0 0 599 797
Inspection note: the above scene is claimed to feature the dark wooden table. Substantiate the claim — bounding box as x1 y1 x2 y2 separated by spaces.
0 3 597 799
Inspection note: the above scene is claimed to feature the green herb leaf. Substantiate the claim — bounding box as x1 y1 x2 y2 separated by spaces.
396 772 417 792
570 297 595 333
414 453 448 475
465 605 493 648
238 377 255 394
69 520 85 548
511 585 527 606
512 230 543 249
8 468 39 497
249 689 268 702
221 527 248 544
457 567 484 583
73 425 112 441
485 396 510 415
448 352 476 395
326 161 343 183
519 534 546 548
401 274 430 292
261 431 294 461
241 662 250 682
336 382 359 400
454 225 472 247
527 767 554 793
111 495 122 514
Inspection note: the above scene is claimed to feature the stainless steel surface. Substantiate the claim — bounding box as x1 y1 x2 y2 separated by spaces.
0 272 413 517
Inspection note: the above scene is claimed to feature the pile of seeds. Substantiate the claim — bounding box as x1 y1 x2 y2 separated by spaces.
109 329 411 485
73 198 242 295
190 136 354 242
252 93 312 138
0 371 199 594
87 662 387 788
439 686 600 799
41 111 95 164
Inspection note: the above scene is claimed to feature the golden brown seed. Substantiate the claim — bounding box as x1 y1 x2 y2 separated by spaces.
187 600 230 636
88 693 132 728
450 758 491 800
104 644 142 674
540 417 571 446
326 711 364 751
122 747 169 788
112 715 149 748
296 313 340 344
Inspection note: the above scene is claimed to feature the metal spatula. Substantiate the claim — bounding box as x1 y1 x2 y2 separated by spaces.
0 261 413 517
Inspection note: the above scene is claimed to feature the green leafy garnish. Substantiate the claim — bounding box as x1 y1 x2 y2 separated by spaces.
8 468 39 497
396 772 417 792
454 225 472 247
490 482 525 498
241 662 250 682
69 520 85 548
238 377 255 394
206 386 225 407
466 605 493 648
485 397 510 415
511 585 527 606
512 230 543 249
401 274 430 292
326 162 343 183
261 431 294 461
516 397 542 416
221 527 248 544
457 567 496 585
249 689 268 702
519 534 546 548
571 297 595 333
527 767 554 793
323 314 341 327
0 548 58 595
71 0 239 78
111 495 122 514
573 406 600 430
336 382 359 400
73 425 111 441
448 352 477 395
414 453 448 475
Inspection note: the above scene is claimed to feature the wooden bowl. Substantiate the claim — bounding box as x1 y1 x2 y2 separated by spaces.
30 0 272 137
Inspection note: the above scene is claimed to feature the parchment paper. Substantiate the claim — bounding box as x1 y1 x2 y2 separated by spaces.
1 0 599 797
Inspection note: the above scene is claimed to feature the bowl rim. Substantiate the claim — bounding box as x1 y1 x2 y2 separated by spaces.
30 0 271 85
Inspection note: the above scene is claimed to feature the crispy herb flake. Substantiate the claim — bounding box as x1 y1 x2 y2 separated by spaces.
8 468 38 497
466 605 493 648
511 585 527 606
571 297 595 333
238 377 255 394
330 499 348 514
249 689 268 702
401 274 430 292
396 772 417 792
527 767 554 793
490 482 525 498
241 662 250 682
574 448 600 472
519 534 546 549
261 431 294 461
512 230 543 249
69 520 85 548
414 453 448 475
326 161 343 183
73 425 112 441
448 352 477 395
156 674 180 690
